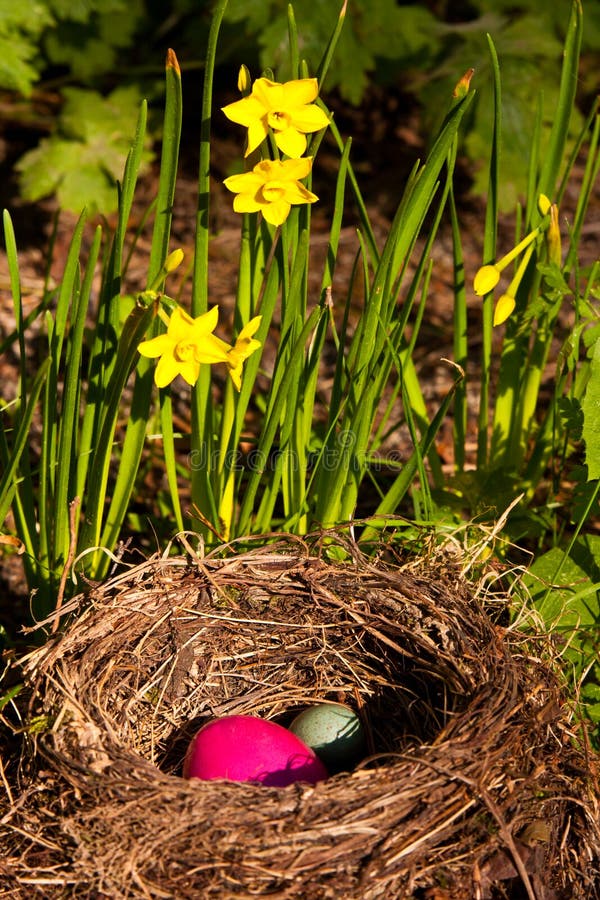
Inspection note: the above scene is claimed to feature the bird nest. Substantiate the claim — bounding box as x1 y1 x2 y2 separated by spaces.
2 536 599 899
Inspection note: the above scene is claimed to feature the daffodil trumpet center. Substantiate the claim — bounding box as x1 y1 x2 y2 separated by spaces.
260 181 287 202
267 110 292 131
174 341 196 362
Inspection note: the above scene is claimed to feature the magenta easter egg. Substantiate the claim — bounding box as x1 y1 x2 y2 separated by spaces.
183 715 329 787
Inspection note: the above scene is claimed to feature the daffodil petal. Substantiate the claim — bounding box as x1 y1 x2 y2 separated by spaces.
252 77 284 109
190 306 219 338
224 172 265 194
227 362 243 391
285 183 318 205
221 95 265 126
281 77 319 105
289 104 329 133
138 334 174 358
274 128 307 158
233 193 264 214
178 358 202 386
262 199 292 226
237 316 262 341
154 354 181 388
169 307 197 341
245 118 269 156
194 334 232 364
277 156 313 180
493 294 516 326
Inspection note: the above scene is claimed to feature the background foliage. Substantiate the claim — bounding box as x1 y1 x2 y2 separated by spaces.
2 0 600 213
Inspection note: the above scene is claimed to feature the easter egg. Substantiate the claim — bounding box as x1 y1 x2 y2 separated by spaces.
183 715 329 787
289 703 366 771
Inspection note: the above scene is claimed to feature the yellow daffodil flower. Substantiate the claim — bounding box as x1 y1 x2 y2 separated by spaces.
223 157 318 226
202 316 262 391
138 306 229 388
226 316 262 390
222 76 330 158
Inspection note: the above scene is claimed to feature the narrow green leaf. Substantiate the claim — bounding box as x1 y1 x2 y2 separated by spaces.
78 299 156 564
0 358 51 526
537 0 582 200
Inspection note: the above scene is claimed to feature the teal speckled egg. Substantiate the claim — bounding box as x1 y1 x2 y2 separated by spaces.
289 703 366 772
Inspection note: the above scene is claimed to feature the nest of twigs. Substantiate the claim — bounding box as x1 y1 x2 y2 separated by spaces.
2 536 599 899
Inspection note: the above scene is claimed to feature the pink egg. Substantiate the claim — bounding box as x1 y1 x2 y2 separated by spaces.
183 715 329 787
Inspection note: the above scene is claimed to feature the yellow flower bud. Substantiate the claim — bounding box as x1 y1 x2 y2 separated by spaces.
474 264 500 296
237 65 251 94
538 194 551 216
547 203 562 266
165 248 184 273
493 294 516 326
453 68 475 99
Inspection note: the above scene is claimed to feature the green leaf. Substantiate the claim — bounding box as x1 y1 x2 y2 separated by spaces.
522 536 600 675
225 0 438 105
15 85 153 215
0 34 41 95
582 334 600 480
0 0 53 94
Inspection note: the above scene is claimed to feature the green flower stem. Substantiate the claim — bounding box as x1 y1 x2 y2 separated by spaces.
53 225 102 573
191 0 228 530
449 155 467 471
537 0 582 202
98 52 182 570
477 35 501 470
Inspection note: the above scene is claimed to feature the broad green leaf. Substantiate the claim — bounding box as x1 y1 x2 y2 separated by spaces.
0 35 41 95
582 335 600 480
16 85 153 215
522 536 600 662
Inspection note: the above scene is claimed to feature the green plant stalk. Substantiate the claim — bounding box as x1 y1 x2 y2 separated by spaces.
1 211 40 568
191 0 229 530
477 34 501 470
489 242 538 469
314 95 471 528
564 110 600 277
360 366 463 543
280 218 311 523
38 213 86 593
77 102 150 502
509 288 565 471
212 231 282 539
78 298 156 572
287 4 299 79
448 142 467 472
537 0 582 202
53 225 102 571
524 99 543 232
2 213 27 395
315 0 347 92
99 53 183 560
320 110 379 267
0 358 52 529
236 305 324 535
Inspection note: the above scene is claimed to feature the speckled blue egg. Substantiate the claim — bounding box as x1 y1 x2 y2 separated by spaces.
289 703 366 771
